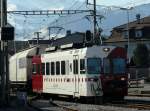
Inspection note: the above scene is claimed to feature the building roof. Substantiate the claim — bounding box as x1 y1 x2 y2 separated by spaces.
28 40 51 45
105 36 126 43
114 16 150 30
28 32 85 47
51 32 85 47
105 16 150 43
105 37 150 43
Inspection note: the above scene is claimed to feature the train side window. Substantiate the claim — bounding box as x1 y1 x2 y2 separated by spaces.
61 61 66 75
70 63 72 72
37 64 40 74
80 59 85 74
56 61 60 75
51 62 55 75
32 64 36 74
66 60 69 74
41 63 45 75
73 59 78 74
46 63 50 75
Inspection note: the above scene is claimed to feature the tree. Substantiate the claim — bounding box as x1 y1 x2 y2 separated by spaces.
133 44 149 68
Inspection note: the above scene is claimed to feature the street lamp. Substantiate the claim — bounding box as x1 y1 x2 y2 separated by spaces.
106 5 133 61
119 7 133 63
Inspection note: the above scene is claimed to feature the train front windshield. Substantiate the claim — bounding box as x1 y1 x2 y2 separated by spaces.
104 58 126 74
87 58 101 74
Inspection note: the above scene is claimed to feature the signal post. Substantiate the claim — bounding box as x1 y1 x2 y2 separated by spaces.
0 0 14 106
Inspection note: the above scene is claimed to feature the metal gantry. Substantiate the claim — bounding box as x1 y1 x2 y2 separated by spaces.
7 0 101 45
7 10 92 16
7 9 93 41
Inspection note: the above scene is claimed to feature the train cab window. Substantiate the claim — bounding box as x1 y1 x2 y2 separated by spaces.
103 58 111 74
32 64 36 74
61 61 66 75
87 58 101 74
73 59 78 74
46 63 50 75
51 62 55 75
56 61 60 75
113 58 126 74
80 59 85 74
41 63 45 75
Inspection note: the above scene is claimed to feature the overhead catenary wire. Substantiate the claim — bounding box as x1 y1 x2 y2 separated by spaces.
8 0 150 40
48 1 89 37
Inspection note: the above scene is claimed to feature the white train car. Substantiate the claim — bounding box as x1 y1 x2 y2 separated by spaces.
32 45 128 102
9 47 38 90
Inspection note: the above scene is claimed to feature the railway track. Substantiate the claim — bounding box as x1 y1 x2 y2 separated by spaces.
53 100 150 111
126 103 150 110
51 101 79 111
106 98 150 110
53 98 150 111
28 95 150 111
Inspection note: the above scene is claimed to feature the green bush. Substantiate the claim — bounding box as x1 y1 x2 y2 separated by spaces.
133 44 149 68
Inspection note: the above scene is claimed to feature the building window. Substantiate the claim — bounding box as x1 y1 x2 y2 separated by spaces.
122 30 129 38
46 63 50 75
56 61 60 75
135 30 142 38
61 61 66 75
51 62 55 75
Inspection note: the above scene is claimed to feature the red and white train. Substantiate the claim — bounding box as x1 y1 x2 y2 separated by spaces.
32 45 128 101
9 44 128 103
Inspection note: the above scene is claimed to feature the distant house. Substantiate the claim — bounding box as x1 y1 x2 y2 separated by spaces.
105 16 150 79
105 16 150 60
28 32 85 47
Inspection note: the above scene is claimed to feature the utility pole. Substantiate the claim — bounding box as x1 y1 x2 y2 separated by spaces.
93 0 97 44
87 0 100 45
119 7 133 62
0 0 9 106
34 32 42 45
48 27 51 40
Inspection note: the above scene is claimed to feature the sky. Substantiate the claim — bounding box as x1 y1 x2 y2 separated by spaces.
7 0 150 40
7 0 150 11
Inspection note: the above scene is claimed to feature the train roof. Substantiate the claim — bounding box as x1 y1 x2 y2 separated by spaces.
42 45 120 60
9 47 38 61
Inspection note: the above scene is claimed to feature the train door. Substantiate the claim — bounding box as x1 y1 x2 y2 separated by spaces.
32 56 43 93
73 55 79 97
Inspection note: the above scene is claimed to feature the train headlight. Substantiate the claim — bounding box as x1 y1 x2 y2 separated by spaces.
103 48 110 52
121 77 126 81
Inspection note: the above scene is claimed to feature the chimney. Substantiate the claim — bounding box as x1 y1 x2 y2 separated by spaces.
136 14 141 24
66 30 71 36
